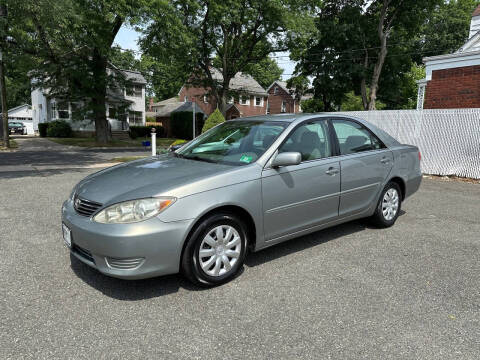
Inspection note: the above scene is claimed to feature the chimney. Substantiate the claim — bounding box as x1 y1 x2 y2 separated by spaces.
469 5 480 38
148 97 154 111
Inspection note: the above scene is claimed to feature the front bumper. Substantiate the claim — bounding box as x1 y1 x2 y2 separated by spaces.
61 199 194 279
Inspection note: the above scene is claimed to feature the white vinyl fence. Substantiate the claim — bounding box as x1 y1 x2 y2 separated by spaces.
334 109 480 179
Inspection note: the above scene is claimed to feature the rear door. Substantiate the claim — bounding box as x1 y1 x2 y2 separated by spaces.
331 118 393 217
262 119 340 240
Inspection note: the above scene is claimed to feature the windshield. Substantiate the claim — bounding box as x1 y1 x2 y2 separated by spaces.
177 120 288 165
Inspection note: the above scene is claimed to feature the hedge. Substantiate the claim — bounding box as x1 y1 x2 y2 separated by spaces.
202 109 225 133
46 120 73 138
170 111 204 140
38 123 49 137
129 125 165 139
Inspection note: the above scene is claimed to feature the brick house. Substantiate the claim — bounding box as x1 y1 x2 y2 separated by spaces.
266 80 304 114
417 5 480 109
178 68 268 119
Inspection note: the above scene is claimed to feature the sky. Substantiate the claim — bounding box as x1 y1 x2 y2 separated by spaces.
114 26 297 81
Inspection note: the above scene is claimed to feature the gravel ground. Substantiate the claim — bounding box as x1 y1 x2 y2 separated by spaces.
0 140 479 359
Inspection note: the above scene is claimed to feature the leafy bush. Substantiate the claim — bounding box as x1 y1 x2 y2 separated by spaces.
170 139 187 147
46 120 72 138
129 125 164 139
202 109 225 133
38 123 49 137
170 111 204 140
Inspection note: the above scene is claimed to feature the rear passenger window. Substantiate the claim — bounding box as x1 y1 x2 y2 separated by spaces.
279 121 332 161
332 119 385 155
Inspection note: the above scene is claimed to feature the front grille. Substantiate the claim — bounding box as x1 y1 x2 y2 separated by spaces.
105 257 145 270
74 196 102 217
72 244 95 264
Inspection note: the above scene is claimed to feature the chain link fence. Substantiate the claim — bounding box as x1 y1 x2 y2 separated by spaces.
335 109 480 179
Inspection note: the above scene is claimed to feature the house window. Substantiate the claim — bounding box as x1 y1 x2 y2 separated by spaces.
227 96 234 104
129 111 143 125
255 96 264 107
51 101 69 119
274 86 279 95
126 84 143 98
281 100 287 113
417 84 426 110
109 107 117 119
240 96 250 105
203 95 208 103
184 96 188 102
266 101 270 114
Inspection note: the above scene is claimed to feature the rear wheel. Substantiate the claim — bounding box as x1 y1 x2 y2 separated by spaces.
370 182 402 228
181 213 248 287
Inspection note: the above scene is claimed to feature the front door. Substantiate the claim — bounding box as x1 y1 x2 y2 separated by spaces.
331 118 394 216
262 119 340 241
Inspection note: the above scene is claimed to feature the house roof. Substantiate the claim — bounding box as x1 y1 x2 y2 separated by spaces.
473 4 480 17
152 97 179 107
121 69 147 84
173 101 205 114
8 104 31 113
152 102 185 117
209 68 267 95
266 80 291 95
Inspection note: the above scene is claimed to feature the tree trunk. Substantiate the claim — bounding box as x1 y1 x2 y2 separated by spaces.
92 49 110 144
0 3 7 147
361 49 369 110
368 35 387 110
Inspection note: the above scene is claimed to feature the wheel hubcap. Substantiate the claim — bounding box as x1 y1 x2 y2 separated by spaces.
199 225 242 277
382 188 399 221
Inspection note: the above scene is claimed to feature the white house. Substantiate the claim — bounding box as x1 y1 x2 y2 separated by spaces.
5 104 34 134
31 68 146 133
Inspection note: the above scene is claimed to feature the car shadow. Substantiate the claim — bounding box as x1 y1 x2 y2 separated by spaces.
70 254 208 300
70 213 406 300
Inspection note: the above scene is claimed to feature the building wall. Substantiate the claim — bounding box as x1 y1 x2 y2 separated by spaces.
424 65 480 109
178 86 267 118
267 85 300 114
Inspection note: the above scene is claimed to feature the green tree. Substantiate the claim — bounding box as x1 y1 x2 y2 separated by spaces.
202 108 225 133
141 0 315 116
293 0 440 111
110 46 141 71
243 57 283 89
21 0 152 143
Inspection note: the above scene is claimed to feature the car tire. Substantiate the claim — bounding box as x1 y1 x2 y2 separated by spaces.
370 182 402 228
181 212 248 287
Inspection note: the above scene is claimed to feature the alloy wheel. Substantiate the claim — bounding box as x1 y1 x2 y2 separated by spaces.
382 188 399 221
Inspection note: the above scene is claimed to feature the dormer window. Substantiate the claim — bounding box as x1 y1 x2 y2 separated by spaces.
274 86 279 95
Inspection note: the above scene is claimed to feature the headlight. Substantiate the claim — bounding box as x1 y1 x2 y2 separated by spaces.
93 197 176 224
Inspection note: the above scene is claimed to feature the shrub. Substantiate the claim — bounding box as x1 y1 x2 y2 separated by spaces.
38 123 49 137
46 120 72 138
170 139 187 147
202 109 225 133
129 125 164 139
170 111 204 140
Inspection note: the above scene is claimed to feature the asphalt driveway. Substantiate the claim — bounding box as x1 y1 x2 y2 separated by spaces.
0 145 479 359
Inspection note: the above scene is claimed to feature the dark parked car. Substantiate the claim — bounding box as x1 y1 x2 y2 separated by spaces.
8 122 27 135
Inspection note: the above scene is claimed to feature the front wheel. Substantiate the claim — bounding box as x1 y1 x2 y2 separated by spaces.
370 182 402 228
181 213 248 287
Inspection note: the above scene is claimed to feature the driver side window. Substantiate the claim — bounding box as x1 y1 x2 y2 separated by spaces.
279 121 332 161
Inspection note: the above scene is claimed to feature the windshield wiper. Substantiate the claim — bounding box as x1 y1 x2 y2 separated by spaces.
183 155 217 163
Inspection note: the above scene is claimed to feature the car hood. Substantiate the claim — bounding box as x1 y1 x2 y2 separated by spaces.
75 154 249 205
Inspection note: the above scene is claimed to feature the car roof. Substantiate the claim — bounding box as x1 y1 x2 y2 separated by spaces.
230 113 401 147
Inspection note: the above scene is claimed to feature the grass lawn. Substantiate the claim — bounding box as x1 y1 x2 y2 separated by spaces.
48 137 178 148
0 139 18 150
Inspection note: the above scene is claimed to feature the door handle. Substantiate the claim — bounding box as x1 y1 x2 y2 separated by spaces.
325 167 339 176
380 157 390 164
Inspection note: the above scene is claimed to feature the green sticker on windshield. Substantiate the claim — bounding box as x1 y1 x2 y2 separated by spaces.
239 155 253 163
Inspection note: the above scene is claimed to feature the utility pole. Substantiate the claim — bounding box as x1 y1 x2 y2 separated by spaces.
192 97 195 139
0 3 8 148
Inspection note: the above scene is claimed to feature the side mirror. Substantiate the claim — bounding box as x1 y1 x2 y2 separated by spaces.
271 152 302 168
169 142 189 152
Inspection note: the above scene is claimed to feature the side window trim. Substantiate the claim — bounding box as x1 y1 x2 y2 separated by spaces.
329 117 387 157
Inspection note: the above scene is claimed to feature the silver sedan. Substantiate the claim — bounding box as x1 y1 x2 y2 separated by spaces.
62 114 422 286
